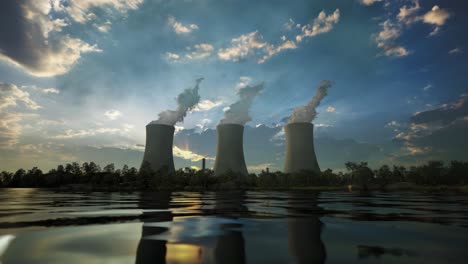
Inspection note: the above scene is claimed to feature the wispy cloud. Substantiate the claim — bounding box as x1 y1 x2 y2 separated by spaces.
0 83 41 110
449 47 463 55
57 0 144 24
368 1 451 57
247 163 274 171
359 0 382 6
192 99 223 112
166 43 214 62
104 110 122 120
173 146 214 162
218 9 339 64
295 9 340 43
374 20 409 57
423 84 432 91
41 88 60 94
52 125 133 139
168 16 199 34
95 20 112 33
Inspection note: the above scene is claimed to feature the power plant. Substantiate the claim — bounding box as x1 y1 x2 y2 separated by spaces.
139 80 327 176
141 123 175 173
213 124 249 177
283 122 321 174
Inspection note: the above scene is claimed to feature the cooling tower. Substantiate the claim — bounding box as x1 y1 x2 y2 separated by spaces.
284 122 320 174
214 124 248 176
141 123 175 173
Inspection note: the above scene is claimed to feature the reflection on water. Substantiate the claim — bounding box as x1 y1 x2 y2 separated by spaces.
357 245 416 259
0 189 468 263
136 192 172 264
287 192 325 264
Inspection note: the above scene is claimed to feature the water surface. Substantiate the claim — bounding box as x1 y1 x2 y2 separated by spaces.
0 189 467 263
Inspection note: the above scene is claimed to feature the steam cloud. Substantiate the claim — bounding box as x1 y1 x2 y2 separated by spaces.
151 78 203 126
288 80 332 124
219 83 264 125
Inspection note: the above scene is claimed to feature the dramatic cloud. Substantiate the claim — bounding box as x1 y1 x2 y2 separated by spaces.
104 110 122 120
168 16 199 34
0 0 144 77
392 95 468 161
152 79 203 126
288 80 332 124
219 83 263 125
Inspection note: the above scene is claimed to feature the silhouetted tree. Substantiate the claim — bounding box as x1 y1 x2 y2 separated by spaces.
346 162 374 190
375 165 392 187
2 160 468 189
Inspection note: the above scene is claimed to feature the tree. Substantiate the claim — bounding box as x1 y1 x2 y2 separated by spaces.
0 171 13 187
25 167 44 187
11 169 26 187
392 165 407 182
375 165 392 186
345 162 374 190
103 163 115 173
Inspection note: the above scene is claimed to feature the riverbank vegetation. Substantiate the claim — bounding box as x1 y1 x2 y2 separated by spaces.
1 161 468 192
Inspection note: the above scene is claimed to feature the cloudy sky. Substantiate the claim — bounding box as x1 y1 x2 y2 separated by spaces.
0 0 467 173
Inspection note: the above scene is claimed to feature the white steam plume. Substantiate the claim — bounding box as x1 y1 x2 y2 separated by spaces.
219 83 263 125
288 80 332 124
151 78 203 126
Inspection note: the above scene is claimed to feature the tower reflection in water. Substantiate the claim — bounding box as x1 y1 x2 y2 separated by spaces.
135 191 325 264
287 192 326 264
212 191 246 264
135 192 173 264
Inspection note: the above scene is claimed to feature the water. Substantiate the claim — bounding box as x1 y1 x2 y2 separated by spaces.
0 189 467 263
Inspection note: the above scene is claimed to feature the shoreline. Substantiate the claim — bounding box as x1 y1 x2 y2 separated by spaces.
2 183 468 193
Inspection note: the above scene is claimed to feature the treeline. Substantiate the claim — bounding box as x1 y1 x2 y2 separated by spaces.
1 160 468 190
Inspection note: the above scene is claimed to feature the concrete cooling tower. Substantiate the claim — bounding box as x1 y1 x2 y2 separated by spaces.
141 123 175 173
283 122 320 174
214 124 248 176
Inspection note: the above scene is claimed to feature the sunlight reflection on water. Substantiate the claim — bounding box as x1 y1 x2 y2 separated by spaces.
0 189 467 263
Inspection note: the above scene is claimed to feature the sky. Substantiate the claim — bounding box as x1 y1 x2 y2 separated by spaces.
0 0 467 173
